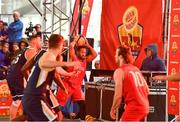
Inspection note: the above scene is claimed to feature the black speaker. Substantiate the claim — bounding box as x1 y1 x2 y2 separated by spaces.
147 89 166 121
85 83 124 121
102 86 115 121
102 85 124 121
85 83 100 119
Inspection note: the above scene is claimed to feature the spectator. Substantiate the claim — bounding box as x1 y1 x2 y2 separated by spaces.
0 20 8 42
0 42 2 50
10 42 20 62
8 11 23 52
42 39 48 50
0 43 7 79
1 42 11 66
94 60 100 69
19 38 29 50
140 43 166 71
0 42 11 79
3 22 8 30
34 24 42 37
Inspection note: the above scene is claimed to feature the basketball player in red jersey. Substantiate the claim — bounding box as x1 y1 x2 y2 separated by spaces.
110 45 149 121
56 36 97 120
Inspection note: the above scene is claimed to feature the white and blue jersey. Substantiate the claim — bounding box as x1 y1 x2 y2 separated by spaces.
22 50 58 121
6 47 29 100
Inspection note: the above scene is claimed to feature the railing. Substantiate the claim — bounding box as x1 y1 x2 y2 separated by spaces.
141 71 167 88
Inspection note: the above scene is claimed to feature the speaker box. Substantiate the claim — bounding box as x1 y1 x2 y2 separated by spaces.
85 83 100 119
101 85 115 121
85 83 167 121
85 83 124 120
147 89 166 121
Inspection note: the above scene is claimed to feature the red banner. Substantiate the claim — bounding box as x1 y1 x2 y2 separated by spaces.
0 81 12 116
168 89 179 115
70 0 80 36
81 0 93 36
100 0 164 69
70 0 93 36
167 0 180 115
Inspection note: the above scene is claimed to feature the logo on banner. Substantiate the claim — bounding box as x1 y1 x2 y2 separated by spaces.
171 68 177 75
170 95 176 107
0 84 10 96
82 0 90 16
173 15 180 31
118 6 143 60
171 41 178 55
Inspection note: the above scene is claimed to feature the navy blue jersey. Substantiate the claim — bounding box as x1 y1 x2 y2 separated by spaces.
24 50 55 96
6 47 29 80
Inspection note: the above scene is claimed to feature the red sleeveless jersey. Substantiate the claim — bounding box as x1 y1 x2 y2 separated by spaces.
121 64 149 114
56 57 86 105
63 57 86 89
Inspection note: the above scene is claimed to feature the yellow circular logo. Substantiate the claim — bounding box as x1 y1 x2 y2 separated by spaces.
123 6 138 33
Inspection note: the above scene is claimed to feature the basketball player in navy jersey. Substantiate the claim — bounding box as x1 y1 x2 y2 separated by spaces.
21 50 76 121
6 35 41 120
22 34 80 121
110 46 149 121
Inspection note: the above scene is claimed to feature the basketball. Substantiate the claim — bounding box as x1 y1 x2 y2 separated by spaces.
85 115 94 121
77 37 86 46
74 35 86 46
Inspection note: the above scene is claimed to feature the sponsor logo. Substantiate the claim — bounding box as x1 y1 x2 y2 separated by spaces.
170 95 176 108
173 14 180 31
171 41 178 55
82 0 90 16
171 68 176 75
118 6 143 60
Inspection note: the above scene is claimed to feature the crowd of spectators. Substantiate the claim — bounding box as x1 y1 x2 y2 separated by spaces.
0 10 45 80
